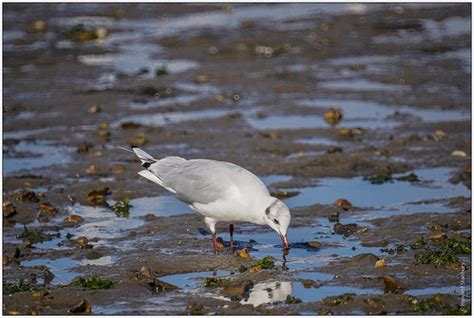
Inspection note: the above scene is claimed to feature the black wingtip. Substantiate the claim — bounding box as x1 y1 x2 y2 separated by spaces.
131 145 137 149
142 162 151 169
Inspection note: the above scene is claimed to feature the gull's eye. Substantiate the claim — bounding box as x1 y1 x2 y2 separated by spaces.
273 218 279 225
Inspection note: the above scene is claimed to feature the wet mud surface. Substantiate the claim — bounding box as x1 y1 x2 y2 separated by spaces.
3 3 472 315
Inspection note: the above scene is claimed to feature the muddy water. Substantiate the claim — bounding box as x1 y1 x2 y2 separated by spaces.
3 3 471 315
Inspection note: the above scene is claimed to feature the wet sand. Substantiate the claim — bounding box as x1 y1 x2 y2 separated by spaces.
3 3 471 315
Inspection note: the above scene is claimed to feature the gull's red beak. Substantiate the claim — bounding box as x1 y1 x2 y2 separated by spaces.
280 233 289 249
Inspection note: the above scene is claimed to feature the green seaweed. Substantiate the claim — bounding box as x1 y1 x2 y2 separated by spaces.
204 277 222 288
415 237 470 266
410 295 471 315
70 276 114 289
3 278 32 294
286 295 302 304
253 256 275 269
17 226 58 244
155 65 168 76
111 197 132 217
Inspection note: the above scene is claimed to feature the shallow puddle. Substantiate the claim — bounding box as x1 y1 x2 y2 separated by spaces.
3 140 73 175
21 257 82 285
283 167 470 211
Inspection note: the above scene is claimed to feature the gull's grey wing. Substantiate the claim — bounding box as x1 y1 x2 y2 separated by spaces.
149 158 253 205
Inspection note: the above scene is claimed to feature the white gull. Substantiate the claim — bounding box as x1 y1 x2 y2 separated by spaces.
124 146 291 255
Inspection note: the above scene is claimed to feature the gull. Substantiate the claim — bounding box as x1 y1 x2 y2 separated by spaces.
121 146 291 255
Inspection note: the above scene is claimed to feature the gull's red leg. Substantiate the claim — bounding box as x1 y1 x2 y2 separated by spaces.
229 224 234 255
212 233 217 255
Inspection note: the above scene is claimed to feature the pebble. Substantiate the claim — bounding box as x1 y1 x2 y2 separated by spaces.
236 248 250 259
68 299 92 314
88 105 101 113
375 259 385 268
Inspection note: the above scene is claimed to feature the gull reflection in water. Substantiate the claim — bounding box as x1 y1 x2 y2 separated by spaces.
240 281 292 307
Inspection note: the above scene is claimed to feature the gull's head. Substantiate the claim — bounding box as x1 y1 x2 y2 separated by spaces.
264 199 291 249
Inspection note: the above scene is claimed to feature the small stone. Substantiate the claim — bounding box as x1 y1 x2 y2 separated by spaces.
32 20 46 32
334 223 358 236
187 303 207 315
38 203 57 215
451 150 467 158
324 107 343 125
64 214 84 224
429 233 447 242
3 255 10 266
375 259 385 268
3 201 17 218
328 212 339 223
129 134 148 146
111 164 125 174
120 122 141 129
194 75 209 84
88 105 101 113
208 46 219 55
68 299 92 314
301 279 317 288
232 93 241 102
216 241 225 249
43 269 55 285
383 275 403 293
99 121 109 129
139 266 153 282
327 147 343 154
308 241 322 248
249 265 262 273
335 198 352 209
145 214 158 222
85 165 97 174
236 248 250 259
256 111 268 119
214 94 225 102
96 129 110 138
87 188 110 206
75 236 89 247
77 142 92 153
32 290 48 298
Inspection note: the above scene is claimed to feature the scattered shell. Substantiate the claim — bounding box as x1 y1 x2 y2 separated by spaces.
88 105 101 113
194 75 209 84
208 46 219 55
64 214 84 224
95 27 108 39
429 233 447 242
111 164 125 174
433 129 446 141
249 265 262 273
236 248 250 259
3 201 17 218
99 121 109 129
324 108 343 125
86 165 97 174
68 299 92 314
232 93 241 102
356 227 369 234
38 203 57 215
32 20 46 32
451 150 467 158
383 275 403 293
3 255 10 266
375 259 385 268
216 241 225 249
129 134 148 146
339 127 363 137
214 94 225 102
333 223 358 236
255 45 274 57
